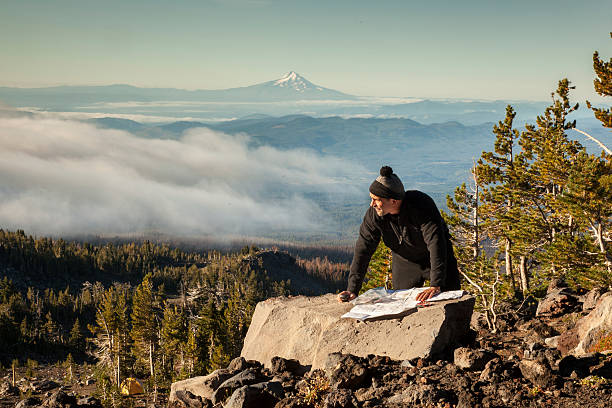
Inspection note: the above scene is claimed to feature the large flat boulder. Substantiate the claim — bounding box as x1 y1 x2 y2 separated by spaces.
240 293 475 369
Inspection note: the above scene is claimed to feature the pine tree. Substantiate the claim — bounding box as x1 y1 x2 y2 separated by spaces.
160 303 188 378
587 32 612 128
69 318 84 352
130 273 159 380
518 79 583 288
196 299 228 373
475 105 527 295
88 284 130 388
44 311 59 344
360 241 392 293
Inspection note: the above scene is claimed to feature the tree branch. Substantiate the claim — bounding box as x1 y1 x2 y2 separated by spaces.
572 128 612 155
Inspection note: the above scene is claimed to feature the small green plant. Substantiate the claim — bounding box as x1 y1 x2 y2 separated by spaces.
298 375 330 406
527 385 541 397
579 375 608 388
25 359 38 379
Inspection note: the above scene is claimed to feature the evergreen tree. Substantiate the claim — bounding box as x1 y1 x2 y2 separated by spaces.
518 79 583 287
130 273 159 380
587 32 612 128
44 311 59 344
89 284 130 388
160 303 188 378
360 241 392 293
475 105 527 295
69 318 84 352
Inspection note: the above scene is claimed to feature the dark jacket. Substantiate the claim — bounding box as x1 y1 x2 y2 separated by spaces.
347 190 460 294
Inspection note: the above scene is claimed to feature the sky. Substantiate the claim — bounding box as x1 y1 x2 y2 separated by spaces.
1 0 611 101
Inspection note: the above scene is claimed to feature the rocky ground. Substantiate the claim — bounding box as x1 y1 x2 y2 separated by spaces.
169 283 612 408
0 364 99 408
2 283 611 407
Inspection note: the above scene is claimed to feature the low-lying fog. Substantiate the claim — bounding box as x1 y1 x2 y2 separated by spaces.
0 112 365 238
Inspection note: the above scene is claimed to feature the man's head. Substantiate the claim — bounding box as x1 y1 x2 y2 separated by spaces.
368 166 404 216
369 192 402 216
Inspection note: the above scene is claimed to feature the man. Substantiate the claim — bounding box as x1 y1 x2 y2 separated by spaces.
338 166 460 303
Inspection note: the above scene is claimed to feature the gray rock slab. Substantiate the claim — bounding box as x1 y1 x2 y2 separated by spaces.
240 293 475 370
168 369 232 403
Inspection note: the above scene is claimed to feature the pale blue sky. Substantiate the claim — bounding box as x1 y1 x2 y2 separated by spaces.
1 0 610 101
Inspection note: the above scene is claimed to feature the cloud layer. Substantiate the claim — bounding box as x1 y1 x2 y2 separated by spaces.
0 113 363 237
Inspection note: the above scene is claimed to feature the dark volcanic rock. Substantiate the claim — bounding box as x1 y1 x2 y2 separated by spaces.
224 381 284 408
519 358 558 388
168 390 209 408
322 388 358 408
75 396 103 407
536 288 578 317
270 356 307 376
32 379 60 393
228 357 251 372
456 390 477 408
324 353 368 390
42 389 78 407
212 368 269 404
453 347 497 371
558 353 610 378
518 319 559 339
386 383 451 406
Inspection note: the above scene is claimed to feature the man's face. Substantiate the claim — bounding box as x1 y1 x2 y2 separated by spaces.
370 193 396 216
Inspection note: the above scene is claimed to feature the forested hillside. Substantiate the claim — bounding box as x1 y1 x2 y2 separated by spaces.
0 229 348 402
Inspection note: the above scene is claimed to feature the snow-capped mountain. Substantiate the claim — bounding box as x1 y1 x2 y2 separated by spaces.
226 71 354 101
273 71 311 90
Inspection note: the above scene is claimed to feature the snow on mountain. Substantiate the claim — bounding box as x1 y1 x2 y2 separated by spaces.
272 71 314 92
250 71 354 100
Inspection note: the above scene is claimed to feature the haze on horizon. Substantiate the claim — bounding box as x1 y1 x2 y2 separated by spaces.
1 0 610 102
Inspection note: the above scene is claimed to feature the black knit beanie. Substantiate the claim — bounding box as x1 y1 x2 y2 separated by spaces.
369 166 405 200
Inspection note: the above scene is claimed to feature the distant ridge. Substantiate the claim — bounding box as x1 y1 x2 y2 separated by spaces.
0 72 356 106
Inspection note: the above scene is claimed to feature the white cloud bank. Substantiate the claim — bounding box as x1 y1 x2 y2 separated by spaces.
0 113 364 237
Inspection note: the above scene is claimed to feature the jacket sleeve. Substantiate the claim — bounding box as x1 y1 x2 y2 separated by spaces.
347 208 381 294
419 215 447 288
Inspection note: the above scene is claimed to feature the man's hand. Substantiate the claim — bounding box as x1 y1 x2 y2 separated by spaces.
338 291 356 303
416 286 440 302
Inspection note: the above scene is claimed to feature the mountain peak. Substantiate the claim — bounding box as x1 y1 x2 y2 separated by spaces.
272 71 317 92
